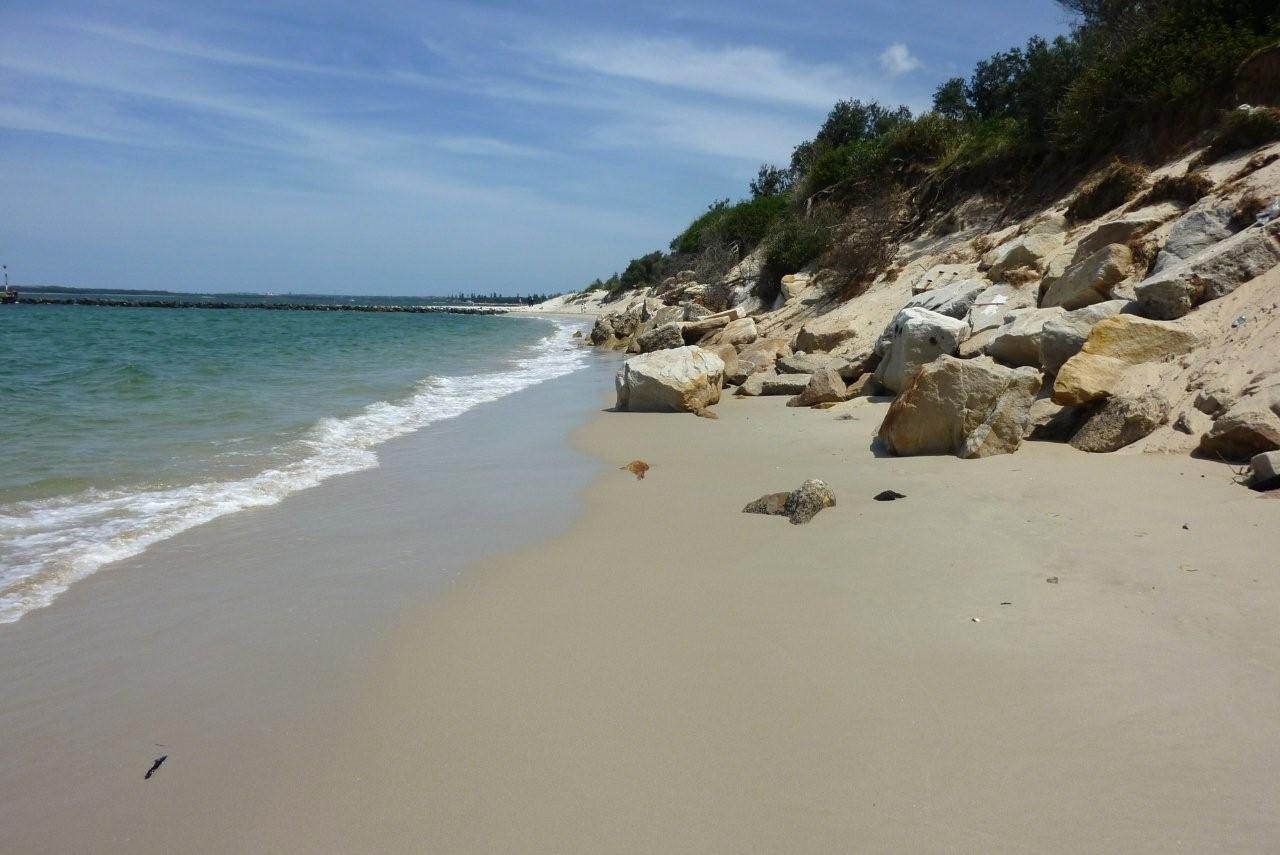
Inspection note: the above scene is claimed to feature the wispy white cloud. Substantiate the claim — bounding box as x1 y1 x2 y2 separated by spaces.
0 103 135 146
879 42 920 76
434 136 546 158
542 35 857 109
4 1 1030 294
72 20 348 77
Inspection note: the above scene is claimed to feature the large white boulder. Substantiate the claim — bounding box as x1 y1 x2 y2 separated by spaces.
794 311 858 352
988 233 1065 282
904 277 990 319
615 346 725 413
1069 367 1171 453
874 307 970 394
966 283 1039 336
720 317 759 347
1075 215 1163 260
876 355 1043 458
986 307 1067 368
1153 207 1235 273
1040 243 1134 310
636 322 685 353
1198 387 1280 461
779 273 813 302
1135 221 1280 319
1038 300 1129 375
910 263 977 295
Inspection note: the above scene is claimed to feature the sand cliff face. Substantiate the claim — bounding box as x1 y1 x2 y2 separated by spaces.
579 134 1280 478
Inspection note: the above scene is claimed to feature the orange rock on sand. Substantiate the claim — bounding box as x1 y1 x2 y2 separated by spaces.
621 460 650 480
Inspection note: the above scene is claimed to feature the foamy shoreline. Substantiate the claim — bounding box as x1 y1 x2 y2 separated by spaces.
0 349 621 854
0 317 591 624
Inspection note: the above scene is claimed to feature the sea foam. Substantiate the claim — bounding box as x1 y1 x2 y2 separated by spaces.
0 321 589 624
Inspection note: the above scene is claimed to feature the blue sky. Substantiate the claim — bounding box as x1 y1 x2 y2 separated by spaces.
1 1 1073 295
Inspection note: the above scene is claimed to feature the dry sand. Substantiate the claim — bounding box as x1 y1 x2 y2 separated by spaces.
243 394 1280 853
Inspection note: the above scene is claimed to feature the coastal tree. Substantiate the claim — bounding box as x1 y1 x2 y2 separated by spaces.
749 164 791 199
931 78 971 122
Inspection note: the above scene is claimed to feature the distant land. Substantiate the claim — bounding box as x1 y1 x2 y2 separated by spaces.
14 285 556 305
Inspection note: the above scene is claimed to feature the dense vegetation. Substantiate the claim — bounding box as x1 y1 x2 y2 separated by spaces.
580 0 1279 300
445 292 556 306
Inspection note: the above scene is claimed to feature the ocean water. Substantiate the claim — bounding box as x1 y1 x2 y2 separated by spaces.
0 303 589 623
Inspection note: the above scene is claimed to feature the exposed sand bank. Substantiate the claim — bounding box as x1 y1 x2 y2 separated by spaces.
245 394 1280 853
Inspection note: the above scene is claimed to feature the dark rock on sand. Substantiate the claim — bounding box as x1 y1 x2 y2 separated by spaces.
743 479 837 525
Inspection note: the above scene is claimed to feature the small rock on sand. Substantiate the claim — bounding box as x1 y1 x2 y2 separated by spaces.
743 479 837 525
620 461 650 480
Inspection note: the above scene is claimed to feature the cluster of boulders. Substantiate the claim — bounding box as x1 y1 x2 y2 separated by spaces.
598 144 1280 465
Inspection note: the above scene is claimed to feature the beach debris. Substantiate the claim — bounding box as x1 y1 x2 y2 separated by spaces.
743 479 836 525
144 755 168 780
971 617 982 623
874 490 907 501
620 460 650 480
1046 576 1059 584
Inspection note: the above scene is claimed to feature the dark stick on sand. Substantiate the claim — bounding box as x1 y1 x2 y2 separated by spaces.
144 755 168 780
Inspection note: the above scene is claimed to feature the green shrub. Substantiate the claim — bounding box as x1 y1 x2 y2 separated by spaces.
802 137 891 198
763 210 835 274
1067 160 1150 222
618 251 671 291
1196 106 1280 164
928 118 1029 191
882 113 958 172
1055 0 1280 157
671 195 788 255
671 200 729 255
1140 171 1215 205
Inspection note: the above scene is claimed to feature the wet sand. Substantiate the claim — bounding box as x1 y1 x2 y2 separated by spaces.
0 352 621 854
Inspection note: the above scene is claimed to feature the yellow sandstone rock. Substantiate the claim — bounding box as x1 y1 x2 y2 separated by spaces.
1052 315 1199 405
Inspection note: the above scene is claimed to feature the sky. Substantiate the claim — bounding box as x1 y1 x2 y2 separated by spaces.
1 1 1074 296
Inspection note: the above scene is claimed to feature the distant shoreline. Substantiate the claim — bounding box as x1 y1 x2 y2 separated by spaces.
13 297 511 315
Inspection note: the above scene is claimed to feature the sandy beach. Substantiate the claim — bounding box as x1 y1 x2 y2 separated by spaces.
7 1 1279 851
2 354 1278 853
245 393 1279 852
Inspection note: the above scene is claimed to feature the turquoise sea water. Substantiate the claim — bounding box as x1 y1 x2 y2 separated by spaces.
0 303 588 623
